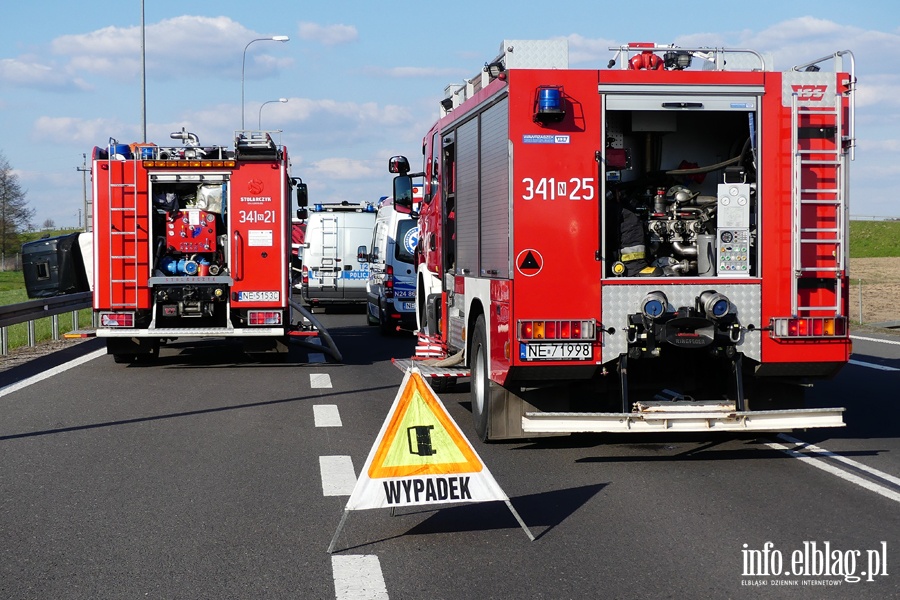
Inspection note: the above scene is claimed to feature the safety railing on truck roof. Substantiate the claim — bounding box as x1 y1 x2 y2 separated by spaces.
607 43 767 71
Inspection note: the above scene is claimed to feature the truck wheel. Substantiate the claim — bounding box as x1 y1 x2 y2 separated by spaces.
136 339 161 363
471 315 491 441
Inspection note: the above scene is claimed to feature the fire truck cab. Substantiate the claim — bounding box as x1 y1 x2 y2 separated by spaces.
391 40 855 440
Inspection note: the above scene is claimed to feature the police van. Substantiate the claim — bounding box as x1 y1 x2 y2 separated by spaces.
300 201 376 307
358 196 419 333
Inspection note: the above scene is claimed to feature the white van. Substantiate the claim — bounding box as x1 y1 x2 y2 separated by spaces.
358 196 419 333
300 202 376 307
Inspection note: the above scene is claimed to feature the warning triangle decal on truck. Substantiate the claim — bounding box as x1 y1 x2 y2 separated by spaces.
343 368 509 511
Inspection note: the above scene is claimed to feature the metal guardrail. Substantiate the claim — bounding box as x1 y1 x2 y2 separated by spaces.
0 292 93 355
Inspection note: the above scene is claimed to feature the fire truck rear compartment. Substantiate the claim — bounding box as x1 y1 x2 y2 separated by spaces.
603 106 758 279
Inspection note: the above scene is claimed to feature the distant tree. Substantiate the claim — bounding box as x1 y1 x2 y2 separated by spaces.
0 150 34 255
42 218 56 230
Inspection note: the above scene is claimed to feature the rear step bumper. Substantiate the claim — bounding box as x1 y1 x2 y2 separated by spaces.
522 407 845 433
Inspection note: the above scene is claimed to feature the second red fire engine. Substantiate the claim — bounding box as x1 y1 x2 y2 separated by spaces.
91 129 340 363
390 40 855 440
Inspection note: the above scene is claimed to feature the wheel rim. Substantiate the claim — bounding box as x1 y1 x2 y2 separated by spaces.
473 342 485 415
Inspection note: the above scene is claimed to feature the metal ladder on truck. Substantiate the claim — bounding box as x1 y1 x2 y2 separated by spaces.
106 149 140 311
789 51 855 319
319 215 340 290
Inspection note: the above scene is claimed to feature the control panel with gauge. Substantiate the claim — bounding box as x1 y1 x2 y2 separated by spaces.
716 182 752 277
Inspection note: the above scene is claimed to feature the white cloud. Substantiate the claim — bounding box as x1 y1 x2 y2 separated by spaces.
858 139 900 153
854 74 900 111
564 34 618 66
0 57 91 91
277 97 413 129
32 116 136 145
44 16 292 83
298 22 358 46
308 157 378 180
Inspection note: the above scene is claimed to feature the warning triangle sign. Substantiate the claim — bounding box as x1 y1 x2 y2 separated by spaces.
519 251 540 270
329 367 535 551
516 248 543 276
343 368 509 511
368 369 482 478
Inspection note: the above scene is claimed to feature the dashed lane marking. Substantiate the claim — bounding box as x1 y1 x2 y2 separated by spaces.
319 455 357 496
310 373 333 388
314 404 342 427
332 555 389 600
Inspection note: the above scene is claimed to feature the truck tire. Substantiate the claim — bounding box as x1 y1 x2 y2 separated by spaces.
109 338 158 364
470 315 491 441
113 353 136 364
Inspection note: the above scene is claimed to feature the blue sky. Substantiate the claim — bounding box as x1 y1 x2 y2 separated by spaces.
2 1 899 229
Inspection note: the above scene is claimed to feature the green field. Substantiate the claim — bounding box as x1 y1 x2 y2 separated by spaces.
2 220 899 354
848 220 900 258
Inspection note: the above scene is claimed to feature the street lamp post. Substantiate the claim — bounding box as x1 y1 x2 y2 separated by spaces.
241 36 289 130
259 98 288 130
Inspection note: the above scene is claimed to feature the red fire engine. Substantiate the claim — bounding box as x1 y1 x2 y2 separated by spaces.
390 40 855 440
91 129 340 363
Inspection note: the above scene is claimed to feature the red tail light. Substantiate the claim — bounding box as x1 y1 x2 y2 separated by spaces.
521 322 534 339
99 312 135 327
517 319 595 341
248 311 282 325
301 265 308 285
544 321 557 338
771 316 848 338
385 265 394 299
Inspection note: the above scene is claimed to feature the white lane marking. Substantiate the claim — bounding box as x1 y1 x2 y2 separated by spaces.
332 555 389 600
319 455 357 496
764 440 900 504
777 433 900 488
0 347 106 398
848 359 899 371
310 373 333 388
851 335 900 346
314 405 342 427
